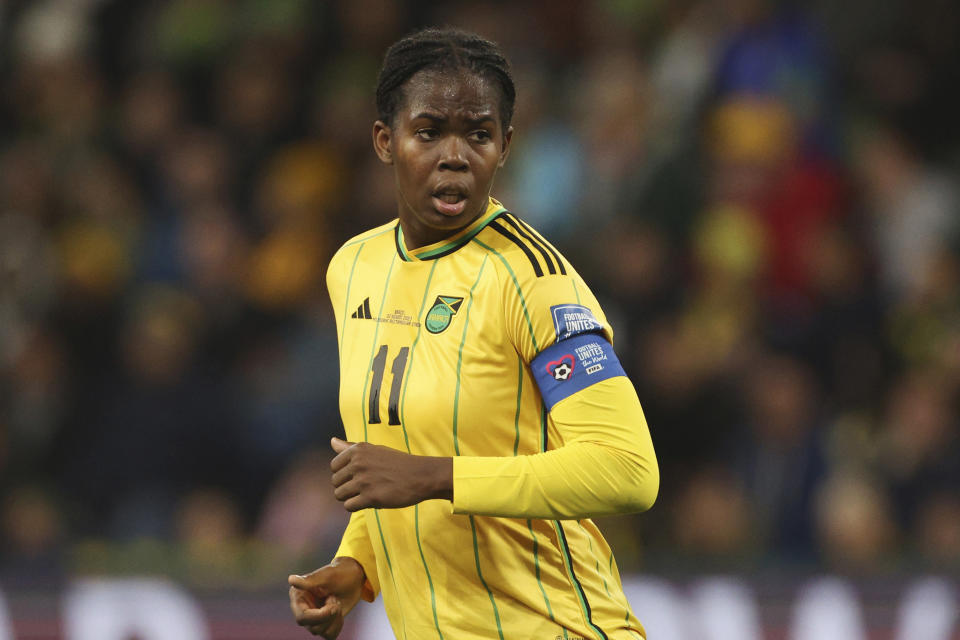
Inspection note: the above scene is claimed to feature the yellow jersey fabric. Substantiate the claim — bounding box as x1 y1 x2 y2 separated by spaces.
328 198 658 640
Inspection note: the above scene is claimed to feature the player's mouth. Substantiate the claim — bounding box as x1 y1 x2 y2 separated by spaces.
431 186 469 216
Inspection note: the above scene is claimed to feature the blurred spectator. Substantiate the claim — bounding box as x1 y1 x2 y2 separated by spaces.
814 471 898 570
229 309 340 509
117 69 186 169
914 492 960 568
575 47 650 228
3 330 66 477
854 123 958 303
55 285 240 538
731 353 827 557
174 487 247 587
713 3 832 151
876 370 960 530
671 467 755 560
0 485 66 585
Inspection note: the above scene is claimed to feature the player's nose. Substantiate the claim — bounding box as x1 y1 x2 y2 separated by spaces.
438 137 469 171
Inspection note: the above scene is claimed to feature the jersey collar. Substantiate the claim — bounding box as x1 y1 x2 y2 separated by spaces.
395 197 507 262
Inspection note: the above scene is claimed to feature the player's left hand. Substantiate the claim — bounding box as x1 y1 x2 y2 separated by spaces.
330 437 452 511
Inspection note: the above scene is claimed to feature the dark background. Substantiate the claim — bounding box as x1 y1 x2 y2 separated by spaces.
0 0 958 621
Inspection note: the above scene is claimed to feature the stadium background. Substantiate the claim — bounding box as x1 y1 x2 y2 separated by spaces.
0 0 958 638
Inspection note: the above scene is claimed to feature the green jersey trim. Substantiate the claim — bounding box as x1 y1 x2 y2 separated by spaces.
396 202 506 262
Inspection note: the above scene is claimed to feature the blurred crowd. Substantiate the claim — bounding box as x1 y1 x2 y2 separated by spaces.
1 0 959 587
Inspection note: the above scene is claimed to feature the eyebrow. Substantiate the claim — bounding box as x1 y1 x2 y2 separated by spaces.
464 115 496 126
412 112 496 126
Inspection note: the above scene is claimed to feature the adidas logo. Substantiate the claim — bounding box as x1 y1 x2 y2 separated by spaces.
351 297 373 319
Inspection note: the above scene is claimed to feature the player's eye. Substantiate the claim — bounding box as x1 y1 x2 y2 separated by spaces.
470 130 492 143
415 128 439 141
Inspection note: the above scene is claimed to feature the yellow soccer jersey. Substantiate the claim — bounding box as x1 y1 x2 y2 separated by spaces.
328 197 657 640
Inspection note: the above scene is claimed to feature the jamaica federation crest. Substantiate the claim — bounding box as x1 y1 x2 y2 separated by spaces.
425 295 464 334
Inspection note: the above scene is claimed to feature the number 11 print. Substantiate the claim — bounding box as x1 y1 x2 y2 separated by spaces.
368 345 409 425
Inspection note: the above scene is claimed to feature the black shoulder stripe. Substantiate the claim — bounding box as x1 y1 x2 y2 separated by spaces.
489 218 544 277
512 215 567 275
500 215 556 275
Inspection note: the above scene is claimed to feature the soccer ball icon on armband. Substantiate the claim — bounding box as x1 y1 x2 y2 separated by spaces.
553 362 572 380
546 355 575 382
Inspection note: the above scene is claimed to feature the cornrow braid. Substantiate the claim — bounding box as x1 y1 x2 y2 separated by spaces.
375 26 516 129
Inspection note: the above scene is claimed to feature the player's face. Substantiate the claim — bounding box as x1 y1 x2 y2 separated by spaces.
373 69 513 249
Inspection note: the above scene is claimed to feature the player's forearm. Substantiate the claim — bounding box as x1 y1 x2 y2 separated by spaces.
453 441 658 518
451 377 659 519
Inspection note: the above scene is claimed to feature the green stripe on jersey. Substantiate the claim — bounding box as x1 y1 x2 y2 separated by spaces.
339 243 366 365
342 225 395 249
359 253 398 442
469 514 505 640
395 260 444 640
451 256 504 638
415 504 445 640
528 519 556 622
472 237 539 352
452 255 489 455
397 259 438 452
580 523 612 598
355 254 406 638
372 508 408 640
512 356 523 456
554 522 609 640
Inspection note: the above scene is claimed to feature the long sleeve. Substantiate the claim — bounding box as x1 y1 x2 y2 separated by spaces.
451 375 659 519
446 226 659 519
334 511 380 601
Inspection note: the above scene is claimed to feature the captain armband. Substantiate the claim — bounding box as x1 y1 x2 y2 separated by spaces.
530 332 627 411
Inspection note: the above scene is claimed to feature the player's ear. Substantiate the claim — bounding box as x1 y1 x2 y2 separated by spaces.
373 120 393 165
498 125 513 168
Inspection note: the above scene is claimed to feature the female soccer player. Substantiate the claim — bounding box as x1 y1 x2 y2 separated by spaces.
288 27 659 640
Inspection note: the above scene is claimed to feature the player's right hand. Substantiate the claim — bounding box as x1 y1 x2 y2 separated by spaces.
288 558 365 638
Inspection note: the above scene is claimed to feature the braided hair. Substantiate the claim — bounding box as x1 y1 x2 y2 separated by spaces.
375 27 516 129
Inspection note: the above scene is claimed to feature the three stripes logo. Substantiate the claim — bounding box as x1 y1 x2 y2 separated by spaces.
488 213 567 278
351 297 373 319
